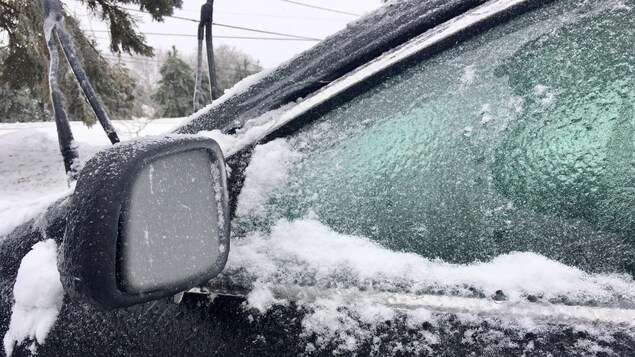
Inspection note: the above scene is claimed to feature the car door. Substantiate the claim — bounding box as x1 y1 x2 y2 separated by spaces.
209 0 635 354
2 0 634 356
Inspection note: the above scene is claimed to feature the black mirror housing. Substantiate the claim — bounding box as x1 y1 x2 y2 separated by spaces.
59 135 230 310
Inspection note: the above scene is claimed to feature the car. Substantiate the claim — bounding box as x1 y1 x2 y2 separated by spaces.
2 0 635 355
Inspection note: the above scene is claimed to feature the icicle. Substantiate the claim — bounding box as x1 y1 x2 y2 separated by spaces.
202 0 220 100
193 23 205 111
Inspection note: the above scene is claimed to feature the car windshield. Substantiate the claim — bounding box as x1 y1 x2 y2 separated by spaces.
209 0 635 353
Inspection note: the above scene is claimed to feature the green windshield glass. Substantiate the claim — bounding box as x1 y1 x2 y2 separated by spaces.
234 0 635 276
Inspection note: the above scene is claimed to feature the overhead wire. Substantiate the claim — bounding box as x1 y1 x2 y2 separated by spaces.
209 11 341 21
100 53 259 76
120 7 322 41
278 0 361 17
88 29 319 41
211 22 321 40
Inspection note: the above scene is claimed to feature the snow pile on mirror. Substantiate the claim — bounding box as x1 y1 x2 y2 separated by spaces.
3 239 64 356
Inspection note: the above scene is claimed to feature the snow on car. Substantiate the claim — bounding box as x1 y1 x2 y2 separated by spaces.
1 0 635 355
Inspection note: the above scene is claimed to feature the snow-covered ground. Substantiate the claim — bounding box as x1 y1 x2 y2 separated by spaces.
0 119 181 237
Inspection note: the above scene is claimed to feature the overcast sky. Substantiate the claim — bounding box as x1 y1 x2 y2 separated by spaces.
67 0 383 69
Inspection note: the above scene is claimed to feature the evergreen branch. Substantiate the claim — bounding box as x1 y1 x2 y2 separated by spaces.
77 0 183 56
104 4 153 56
137 0 184 21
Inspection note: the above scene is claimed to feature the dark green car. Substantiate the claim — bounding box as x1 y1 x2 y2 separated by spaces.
1 0 634 355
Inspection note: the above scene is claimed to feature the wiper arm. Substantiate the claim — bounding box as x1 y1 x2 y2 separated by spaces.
194 0 220 112
55 28 120 145
40 0 120 183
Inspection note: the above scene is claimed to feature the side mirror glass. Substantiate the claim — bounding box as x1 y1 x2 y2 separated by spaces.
59 135 229 309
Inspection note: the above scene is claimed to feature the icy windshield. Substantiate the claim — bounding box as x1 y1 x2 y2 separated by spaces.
219 0 635 353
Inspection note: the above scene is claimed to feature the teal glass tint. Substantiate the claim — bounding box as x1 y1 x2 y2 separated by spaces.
237 0 635 275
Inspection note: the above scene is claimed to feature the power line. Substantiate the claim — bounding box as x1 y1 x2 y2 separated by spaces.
278 0 361 17
138 7 341 22
212 11 341 21
121 7 322 41
88 30 319 42
214 22 321 41
100 54 259 75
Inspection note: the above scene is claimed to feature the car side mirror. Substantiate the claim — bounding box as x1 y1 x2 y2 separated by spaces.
59 135 230 309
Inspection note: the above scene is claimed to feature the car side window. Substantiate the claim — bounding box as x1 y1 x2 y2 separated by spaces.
234 0 634 276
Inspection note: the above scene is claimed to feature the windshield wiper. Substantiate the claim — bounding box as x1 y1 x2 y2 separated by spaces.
40 0 120 184
193 0 220 112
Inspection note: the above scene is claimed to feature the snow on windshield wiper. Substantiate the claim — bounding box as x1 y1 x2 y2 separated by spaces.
193 0 220 112
40 0 120 184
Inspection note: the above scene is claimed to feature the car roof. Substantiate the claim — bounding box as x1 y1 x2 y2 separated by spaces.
174 0 489 135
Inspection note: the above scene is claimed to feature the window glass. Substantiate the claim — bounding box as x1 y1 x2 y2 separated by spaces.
234 0 634 276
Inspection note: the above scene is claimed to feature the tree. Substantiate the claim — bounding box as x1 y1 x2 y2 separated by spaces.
0 0 182 123
0 11 138 124
152 44 262 118
0 84 51 123
154 44 265 119
152 46 207 118
0 0 182 60
0 47 51 123
74 0 182 55
213 44 263 93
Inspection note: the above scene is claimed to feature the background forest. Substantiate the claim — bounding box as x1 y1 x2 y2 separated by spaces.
0 0 261 123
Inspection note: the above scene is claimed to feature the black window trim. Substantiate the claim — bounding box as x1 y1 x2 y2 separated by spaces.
223 0 552 159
